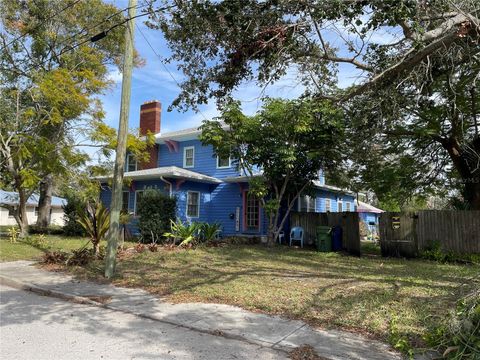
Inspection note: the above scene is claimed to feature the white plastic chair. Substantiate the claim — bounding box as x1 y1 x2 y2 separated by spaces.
278 230 285 244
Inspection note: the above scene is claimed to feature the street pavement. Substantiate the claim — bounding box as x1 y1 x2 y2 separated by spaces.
0 284 287 360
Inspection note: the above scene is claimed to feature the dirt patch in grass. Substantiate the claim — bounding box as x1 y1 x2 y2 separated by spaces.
57 244 479 349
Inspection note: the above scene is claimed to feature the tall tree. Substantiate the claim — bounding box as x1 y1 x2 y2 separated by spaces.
0 0 132 234
149 0 480 208
200 99 345 244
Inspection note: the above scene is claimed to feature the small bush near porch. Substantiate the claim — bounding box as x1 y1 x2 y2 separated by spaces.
67 243 479 352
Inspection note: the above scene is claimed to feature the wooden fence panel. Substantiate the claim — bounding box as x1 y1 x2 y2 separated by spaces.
379 212 417 257
290 212 360 255
380 210 480 256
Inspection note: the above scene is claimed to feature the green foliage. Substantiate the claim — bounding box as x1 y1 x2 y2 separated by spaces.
164 219 201 247
420 242 480 265
137 190 177 243
62 194 86 237
7 227 19 243
424 290 480 359
28 224 64 235
200 98 345 243
388 314 414 358
24 234 50 251
76 200 110 255
199 222 222 242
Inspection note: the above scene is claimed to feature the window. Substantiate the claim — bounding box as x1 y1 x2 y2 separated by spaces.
183 146 195 168
245 192 260 231
134 190 144 215
126 154 137 172
346 202 351 212
186 191 200 218
299 195 316 212
338 199 343 212
325 198 331 212
35 207 39 217
122 191 129 212
217 155 230 168
8 207 15 218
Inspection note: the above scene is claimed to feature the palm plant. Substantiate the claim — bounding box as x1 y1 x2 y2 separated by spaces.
164 219 200 247
199 222 222 242
77 200 110 256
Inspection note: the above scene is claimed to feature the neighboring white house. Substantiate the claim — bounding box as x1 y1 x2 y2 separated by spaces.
0 190 67 226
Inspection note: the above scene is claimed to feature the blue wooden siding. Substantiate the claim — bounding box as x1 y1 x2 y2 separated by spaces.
209 183 243 235
158 140 239 179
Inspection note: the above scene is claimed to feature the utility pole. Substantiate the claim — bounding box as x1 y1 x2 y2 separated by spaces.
105 0 137 279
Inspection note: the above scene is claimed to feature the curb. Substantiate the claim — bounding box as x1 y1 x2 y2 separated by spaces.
0 275 288 354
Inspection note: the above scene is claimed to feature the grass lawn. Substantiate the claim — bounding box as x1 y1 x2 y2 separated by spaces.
65 242 479 349
0 235 135 262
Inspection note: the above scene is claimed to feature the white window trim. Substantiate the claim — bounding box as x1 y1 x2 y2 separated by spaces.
134 190 144 216
298 195 316 212
186 191 200 218
216 155 231 169
346 202 351 212
126 153 137 172
183 146 195 168
325 198 331 212
338 198 343 212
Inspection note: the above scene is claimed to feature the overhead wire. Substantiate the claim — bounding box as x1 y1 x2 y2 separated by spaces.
135 22 210 122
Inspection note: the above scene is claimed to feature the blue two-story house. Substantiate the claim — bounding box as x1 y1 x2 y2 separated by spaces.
98 101 356 238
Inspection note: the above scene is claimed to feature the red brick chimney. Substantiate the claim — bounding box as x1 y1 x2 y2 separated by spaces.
139 100 161 135
139 101 160 169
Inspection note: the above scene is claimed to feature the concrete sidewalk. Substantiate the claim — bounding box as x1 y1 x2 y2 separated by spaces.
0 261 402 360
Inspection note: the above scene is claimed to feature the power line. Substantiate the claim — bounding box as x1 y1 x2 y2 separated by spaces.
0 0 83 52
4 4 174 77
135 23 210 122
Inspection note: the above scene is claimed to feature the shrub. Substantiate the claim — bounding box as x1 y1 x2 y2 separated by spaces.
62 194 86 237
29 224 64 235
77 199 110 255
25 234 51 250
164 219 200 247
424 290 480 359
420 241 480 264
137 189 176 243
199 222 222 242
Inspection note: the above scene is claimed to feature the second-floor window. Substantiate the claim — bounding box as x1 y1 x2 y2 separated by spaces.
183 146 195 168
217 155 230 168
126 154 137 172
299 195 316 212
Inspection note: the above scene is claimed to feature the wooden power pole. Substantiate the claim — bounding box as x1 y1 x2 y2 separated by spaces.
105 0 137 279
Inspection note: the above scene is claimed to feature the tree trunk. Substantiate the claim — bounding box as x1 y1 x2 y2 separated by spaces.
443 137 480 210
16 189 30 238
37 174 53 228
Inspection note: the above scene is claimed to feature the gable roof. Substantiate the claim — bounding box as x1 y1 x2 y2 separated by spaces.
154 122 229 143
0 190 67 208
357 200 384 213
95 166 222 184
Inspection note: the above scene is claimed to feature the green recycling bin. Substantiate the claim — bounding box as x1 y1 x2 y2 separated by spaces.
316 226 332 252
